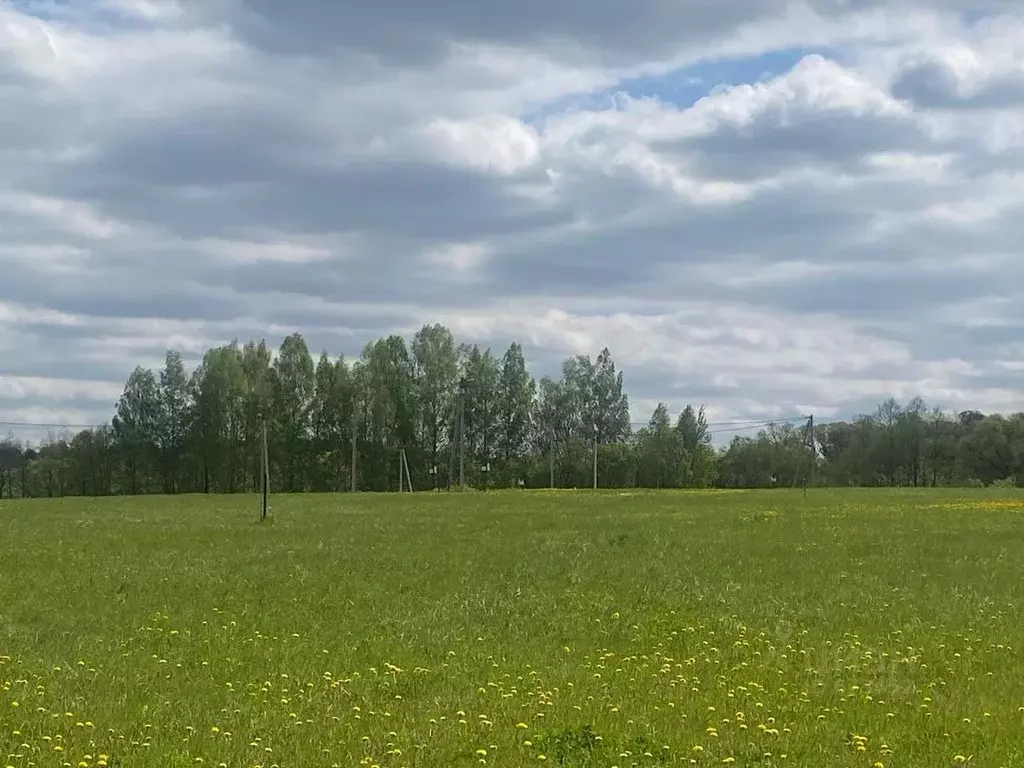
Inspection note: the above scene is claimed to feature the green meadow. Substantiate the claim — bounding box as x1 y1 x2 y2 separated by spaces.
2 488 1024 767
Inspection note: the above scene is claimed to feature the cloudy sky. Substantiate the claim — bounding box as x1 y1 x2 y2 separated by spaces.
2 0 1023 440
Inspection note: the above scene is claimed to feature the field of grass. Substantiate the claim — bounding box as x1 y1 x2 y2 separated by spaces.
2 488 1024 768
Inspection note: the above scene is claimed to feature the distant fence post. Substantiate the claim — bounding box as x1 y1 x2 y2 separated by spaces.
402 448 413 492
350 410 358 493
548 427 554 489
804 415 815 497
261 421 269 521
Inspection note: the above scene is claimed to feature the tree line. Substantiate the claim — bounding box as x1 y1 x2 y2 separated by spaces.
0 326 1021 498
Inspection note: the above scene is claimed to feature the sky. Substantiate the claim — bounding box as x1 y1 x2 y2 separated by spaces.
1 0 1023 442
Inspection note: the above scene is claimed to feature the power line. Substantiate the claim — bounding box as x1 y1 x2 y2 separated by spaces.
0 420 108 430
708 421 803 437
3 416 809 433
628 415 808 430
706 415 809 427
2 414 811 441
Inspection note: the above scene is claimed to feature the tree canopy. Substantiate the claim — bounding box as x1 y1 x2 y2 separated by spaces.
1 326 1021 497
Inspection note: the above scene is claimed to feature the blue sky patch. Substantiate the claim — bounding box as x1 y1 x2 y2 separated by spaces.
524 47 836 125
11 0 153 31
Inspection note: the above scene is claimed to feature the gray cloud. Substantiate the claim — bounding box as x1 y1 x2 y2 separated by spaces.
885 13 1024 110
199 0 1009 66
679 109 925 179
891 59 1024 110
1 0 1023 437
52 156 567 240
206 0 784 65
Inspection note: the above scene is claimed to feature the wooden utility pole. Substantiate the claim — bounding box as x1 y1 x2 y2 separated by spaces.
458 384 466 487
592 438 598 490
398 448 404 492
402 448 412 491
447 434 456 490
260 421 269 521
350 410 357 492
931 414 940 487
548 428 554 489
804 414 815 497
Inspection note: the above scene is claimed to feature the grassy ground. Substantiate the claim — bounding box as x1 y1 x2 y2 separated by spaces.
2 488 1024 768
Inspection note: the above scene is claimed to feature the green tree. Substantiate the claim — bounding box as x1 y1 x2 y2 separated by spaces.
676 405 717 487
411 324 458 488
960 414 1023 485
497 342 535 483
874 398 902 486
240 340 274 491
361 335 417 490
191 345 245 493
27 322 1024 495
461 344 501 487
0 437 21 499
592 347 631 445
311 352 348 491
112 366 160 494
533 376 571 486
156 350 191 493
896 396 926 487
637 403 684 488
272 334 315 491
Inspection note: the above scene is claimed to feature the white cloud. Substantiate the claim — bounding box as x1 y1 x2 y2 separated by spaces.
424 242 493 272
692 54 906 127
885 14 1024 106
98 0 184 22
0 6 100 83
0 301 85 327
193 237 338 264
0 375 121 403
421 115 542 175
1 0 1023 436
0 191 127 239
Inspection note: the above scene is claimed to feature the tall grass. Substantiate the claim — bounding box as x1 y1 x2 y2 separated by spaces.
2 488 1023 766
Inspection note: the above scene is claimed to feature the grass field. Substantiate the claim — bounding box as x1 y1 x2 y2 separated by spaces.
2 488 1024 768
